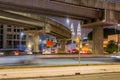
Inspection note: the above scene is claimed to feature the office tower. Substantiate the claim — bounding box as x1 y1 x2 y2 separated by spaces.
77 23 81 38
0 24 29 49
70 23 75 41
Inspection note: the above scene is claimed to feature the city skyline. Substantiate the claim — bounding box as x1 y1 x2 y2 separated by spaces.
50 16 92 39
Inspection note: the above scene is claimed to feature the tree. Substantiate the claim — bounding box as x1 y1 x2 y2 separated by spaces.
105 40 118 54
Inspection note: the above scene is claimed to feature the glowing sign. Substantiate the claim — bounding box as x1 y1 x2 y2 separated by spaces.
46 40 54 47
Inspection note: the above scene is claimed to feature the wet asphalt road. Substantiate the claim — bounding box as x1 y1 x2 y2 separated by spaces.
0 55 119 66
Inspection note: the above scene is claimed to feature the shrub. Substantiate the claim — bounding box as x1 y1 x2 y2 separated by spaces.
105 40 118 54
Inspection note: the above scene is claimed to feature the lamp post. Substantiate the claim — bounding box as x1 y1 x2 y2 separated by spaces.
75 37 82 64
77 22 82 64
79 38 82 64
78 38 81 64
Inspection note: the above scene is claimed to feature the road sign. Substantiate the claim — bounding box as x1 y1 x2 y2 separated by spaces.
46 40 54 47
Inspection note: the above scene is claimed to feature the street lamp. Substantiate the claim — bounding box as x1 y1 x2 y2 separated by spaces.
75 37 81 64
66 17 70 28
20 32 24 38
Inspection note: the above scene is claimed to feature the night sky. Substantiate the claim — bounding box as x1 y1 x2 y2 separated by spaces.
50 16 92 39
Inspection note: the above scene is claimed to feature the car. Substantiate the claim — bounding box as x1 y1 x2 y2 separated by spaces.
51 49 58 54
111 56 120 61
43 48 51 54
25 49 33 55
72 49 79 54
0 49 18 56
0 52 4 56
67 49 79 54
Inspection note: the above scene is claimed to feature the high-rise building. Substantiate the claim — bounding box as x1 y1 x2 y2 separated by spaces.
0 24 29 49
77 23 81 38
70 23 75 41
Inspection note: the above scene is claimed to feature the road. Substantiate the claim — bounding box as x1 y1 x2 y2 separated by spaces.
3 72 120 80
0 55 119 66
30 57 118 66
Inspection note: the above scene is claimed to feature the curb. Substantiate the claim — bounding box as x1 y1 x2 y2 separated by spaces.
0 63 120 69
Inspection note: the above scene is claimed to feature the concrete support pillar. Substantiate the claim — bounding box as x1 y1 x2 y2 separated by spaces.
93 26 103 54
26 33 33 50
26 33 30 49
33 33 40 53
58 39 66 53
3 25 7 49
61 39 66 52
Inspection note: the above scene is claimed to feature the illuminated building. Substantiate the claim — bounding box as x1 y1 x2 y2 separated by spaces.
0 24 29 50
70 23 75 41
77 23 81 38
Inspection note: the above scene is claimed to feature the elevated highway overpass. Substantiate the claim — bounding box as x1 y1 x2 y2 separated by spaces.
0 10 71 39
0 9 71 53
0 0 102 20
0 0 120 54
0 0 119 24
52 0 120 11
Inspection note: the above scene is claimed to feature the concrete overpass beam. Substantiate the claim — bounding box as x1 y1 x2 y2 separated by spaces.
105 10 120 24
0 0 101 19
93 26 103 54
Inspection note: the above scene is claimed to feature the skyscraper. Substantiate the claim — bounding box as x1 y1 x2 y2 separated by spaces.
70 23 75 41
77 22 81 38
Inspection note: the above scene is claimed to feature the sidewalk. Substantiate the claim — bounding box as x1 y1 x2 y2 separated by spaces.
0 64 120 79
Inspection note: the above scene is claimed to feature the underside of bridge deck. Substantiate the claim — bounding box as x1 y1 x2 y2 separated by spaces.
0 0 120 53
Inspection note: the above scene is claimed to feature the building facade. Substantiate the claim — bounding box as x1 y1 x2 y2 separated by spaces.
108 34 120 42
0 24 29 49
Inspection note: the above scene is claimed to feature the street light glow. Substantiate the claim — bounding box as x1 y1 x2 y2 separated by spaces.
118 24 120 26
39 39 42 43
20 32 24 38
66 18 70 25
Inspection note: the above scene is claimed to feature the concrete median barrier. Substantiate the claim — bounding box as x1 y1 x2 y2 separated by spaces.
0 64 120 79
